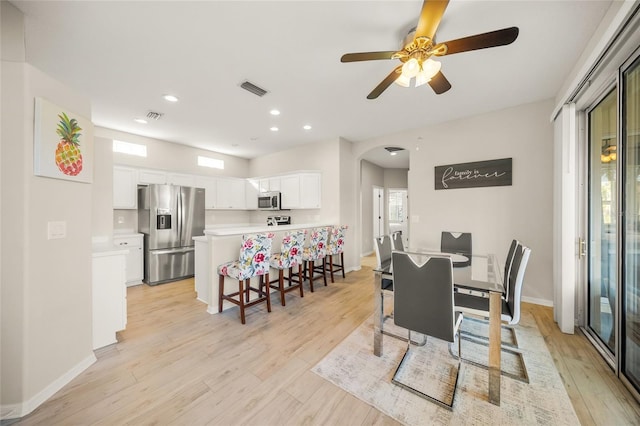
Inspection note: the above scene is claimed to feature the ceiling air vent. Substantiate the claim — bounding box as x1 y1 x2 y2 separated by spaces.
385 147 405 154
146 111 164 120
240 80 268 97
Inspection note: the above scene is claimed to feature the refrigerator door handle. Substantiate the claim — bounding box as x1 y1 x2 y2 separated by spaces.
177 188 182 244
151 247 195 255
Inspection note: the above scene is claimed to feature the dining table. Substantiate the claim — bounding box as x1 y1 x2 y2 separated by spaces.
373 250 504 406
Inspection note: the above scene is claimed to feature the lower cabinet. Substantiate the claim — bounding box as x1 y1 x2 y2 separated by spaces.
113 234 143 286
92 250 127 350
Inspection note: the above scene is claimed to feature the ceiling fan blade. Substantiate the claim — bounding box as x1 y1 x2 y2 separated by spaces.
428 71 451 94
367 65 402 99
341 51 397 63
440 27 519 56
415 0 450 40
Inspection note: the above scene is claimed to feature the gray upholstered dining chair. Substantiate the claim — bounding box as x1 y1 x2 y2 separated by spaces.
391 251 463 410
374 234 394 312
441 231 472 267
455 243 532 329
391 230 404 251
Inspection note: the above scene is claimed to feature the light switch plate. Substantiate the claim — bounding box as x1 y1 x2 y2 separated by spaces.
48 221 66 239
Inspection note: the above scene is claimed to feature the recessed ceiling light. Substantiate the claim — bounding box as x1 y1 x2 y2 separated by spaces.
270 127 279 132
303 125 312 130
163 94 179 102
270 109 280 116
390 152 397 156
134 118 147 124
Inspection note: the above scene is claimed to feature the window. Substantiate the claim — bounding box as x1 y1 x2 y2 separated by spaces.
198 156 224 170
112 140 147 157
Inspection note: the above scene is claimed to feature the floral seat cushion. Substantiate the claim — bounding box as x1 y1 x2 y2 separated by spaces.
302 227 329 261
270 230 306 269
217 232 274 281
327 225 348 255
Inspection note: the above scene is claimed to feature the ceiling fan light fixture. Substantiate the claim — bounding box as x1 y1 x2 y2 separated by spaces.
395 73 411 87
401 58 420 79
415 59 442 87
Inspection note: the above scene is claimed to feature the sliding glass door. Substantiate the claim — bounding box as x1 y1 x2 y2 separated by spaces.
588 89 617 355
622 56 640 390
586 53 640 396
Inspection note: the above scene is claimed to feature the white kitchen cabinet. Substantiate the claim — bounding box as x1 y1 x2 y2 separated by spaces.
258 179 270 193
245 179 258 210
113 166 138 209
268 177 281 192
92 249 127 349
113 234 143 286
300 173 322 209
195 176 218 209
167 172 197 187
138 169 167 185
216 177 246 209
280 174 301 209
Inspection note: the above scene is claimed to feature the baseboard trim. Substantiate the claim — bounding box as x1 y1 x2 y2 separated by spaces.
361 250 374 257
522 296 553 307
1 353 97 420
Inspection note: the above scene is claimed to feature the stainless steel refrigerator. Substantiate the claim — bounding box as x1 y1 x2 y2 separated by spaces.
138 184 205 285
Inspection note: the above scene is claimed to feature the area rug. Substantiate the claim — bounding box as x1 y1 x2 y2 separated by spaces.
312 311 579 425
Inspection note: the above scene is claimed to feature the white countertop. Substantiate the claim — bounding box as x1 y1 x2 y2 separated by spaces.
203 223 331 237
92 242 129 257
113 232 143 238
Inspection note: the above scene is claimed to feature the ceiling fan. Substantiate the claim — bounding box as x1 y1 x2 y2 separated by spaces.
340 0 519 99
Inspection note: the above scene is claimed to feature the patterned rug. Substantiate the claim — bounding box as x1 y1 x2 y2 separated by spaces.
312 311 579 425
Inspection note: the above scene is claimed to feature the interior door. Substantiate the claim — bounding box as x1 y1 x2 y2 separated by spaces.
388 189 408 247
373 186 384 243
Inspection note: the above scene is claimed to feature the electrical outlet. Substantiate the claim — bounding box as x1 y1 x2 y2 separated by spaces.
117 216 125 224
47 221 66 239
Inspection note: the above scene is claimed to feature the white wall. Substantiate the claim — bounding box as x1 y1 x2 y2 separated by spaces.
2 2 96 415
249 137 341 225
384 168 408 189
95 127 253 232
353 99 555 305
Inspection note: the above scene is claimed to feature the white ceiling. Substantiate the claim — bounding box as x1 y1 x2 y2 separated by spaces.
12 1 613 169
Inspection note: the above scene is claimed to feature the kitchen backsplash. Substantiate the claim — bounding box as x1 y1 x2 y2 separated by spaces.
113 208 321 234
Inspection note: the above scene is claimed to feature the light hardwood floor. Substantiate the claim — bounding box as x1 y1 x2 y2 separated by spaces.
13 256 640 425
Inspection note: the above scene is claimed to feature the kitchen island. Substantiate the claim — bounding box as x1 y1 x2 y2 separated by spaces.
194 223 332 314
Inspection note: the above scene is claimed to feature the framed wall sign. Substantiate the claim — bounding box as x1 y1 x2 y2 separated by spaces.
34 97 93 183
435 158 512 190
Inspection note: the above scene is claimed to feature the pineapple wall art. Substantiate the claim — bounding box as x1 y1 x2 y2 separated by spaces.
34 97 93 183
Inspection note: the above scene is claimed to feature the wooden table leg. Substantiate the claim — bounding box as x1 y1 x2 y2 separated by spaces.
373 270 383 357
488 290 501 405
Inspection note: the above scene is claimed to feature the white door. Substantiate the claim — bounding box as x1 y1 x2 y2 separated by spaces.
388 189 408 247
373 187 384 243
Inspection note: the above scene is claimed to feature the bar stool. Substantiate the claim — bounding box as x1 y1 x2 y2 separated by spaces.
325 225 348 283
217 232 274 324
269 229 307 306
302 226 330 292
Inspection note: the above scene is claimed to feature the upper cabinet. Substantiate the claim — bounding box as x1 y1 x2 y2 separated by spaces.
137 169 167 185
280 175 301 209
216 177 246 209
299 173 322 209
276 172 322 209
113 166 138 209
113 166 321 211
167 172 196 187
194 176 217 209
245 180 258 210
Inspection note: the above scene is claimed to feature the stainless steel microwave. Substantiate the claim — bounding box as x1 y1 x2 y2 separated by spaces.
258 191 281 210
